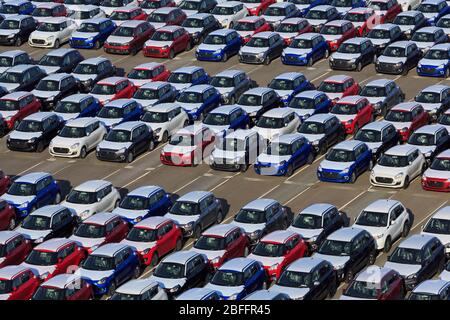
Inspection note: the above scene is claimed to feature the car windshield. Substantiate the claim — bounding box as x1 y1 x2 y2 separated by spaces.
59 126 87 138
0 20 19 29
142 111 169 123
234 209 266 224
180 0 201 10
152 31 173 41
92 84 115 95
134 88 158 100
194 235 226 250
33 8 53 17
22 215 51 230
0 71 21 83
331 103 357 115
369 1 388 10
288 96 315 109
217 138 246 152
306 10 327 19
120 195 149 210
32 287 65 300
7 182 36 196
169 201 200 216
148 12 167 22
385 110 412 122
126 227 157 242
70 11 92 19
142 0 162 9
0 56 12 68
378 154 409 167
0 5 19 14
318 239 351 256
212 6 234 15
394 15 415 25
368 29 390 39
168 72 191 83
389 247 422 264
360 85 386 97
438 113 450 125
25 250 58 266
437 17 450 28
253 242 286 257
290 38 313 49
210 76 233 88
409 292 441 300
298 121 325 134
73 63 97 75
16 120 43 132
345 12 367 22
98 106 123 119
102 0 125 6
128 69 153 80
277 270 312 288
383 46 406 57
318 82 343 93
408 133 435 146
0 279 12 294
238 94 261 106
325 149 355 162
337 43 361 54
0 99 18 111
204 113 229 126
235 21 256 31
247 37 269 47
169 133 193 146
423 218 450 234
411 32 435 42
418 3 439 12
269 79 294 90
345 281 378 299
54 101 81 114
204 34 226 45
292 213 322 229
113 26 134 37
78 23 100 33
177 91 203 103
81 255 114 271
66 190 97 204
356 211 388 227
105 129 131 142
276 23 300 33
110 11 132 20
211 270 244 286
355 129 381 142
110 292 143 300
37 22 62 32
416 91 441 103
183 18 203 28
267 142 292 156
256 116 284 129
74 223 106 238
36 80 60 92
321 25 342 35
153 262 185 278
430 157 450 171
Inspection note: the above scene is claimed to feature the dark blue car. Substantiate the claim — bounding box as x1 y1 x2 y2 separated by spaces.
112 185 173 225
282 33 329 66
70 18 116 49
167 66 210 93
288 0 328 16
196 29 242 62
417 0 450 25
202 105 250 137
0 0 35 16
330 0 365 15
287 90 332 121
95 99 143 129
53 94 102 123
176 84 221 121
268 72 315 105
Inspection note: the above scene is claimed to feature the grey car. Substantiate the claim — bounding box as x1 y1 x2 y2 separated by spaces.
0 50 34 74
393 10 428 39
71 57 119 93
132 81 177 109
410 26 448 53
235 87 283 122
359 78 405 115
367 23 405 54
238 31 284 65
209 69 256 104
408 279 450 300
414 84 450 120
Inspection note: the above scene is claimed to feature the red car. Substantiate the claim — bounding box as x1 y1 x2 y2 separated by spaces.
0 231 32 267
90 77 137 105
274 17 312 46
160 125 216 166
0 92 41 136
0 201 15 231
32 273 93 300
191 224 249 269
121 217 183 267
146 7 186 29
318 75 360 103
320 20 356 52
143 26 192 59
140 0 176 14
330 96 374 134
234 16 272 44
110 7 148 25
384 102 429 142
368 0 402 23
344 8 383 36
0 170 11 196
248 230 307 281
127 62 171 87
69 213 129 254
21 239 87 281
32 3 67 21
0 265 41 300
104 20 155 55
422 149 450 192
240 0 276 16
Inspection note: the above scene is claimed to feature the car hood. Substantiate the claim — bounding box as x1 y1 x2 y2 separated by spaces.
0 66 10 74
0 110 18 119
15 228 51 241
120 238 156 252
405 144 435 155
420 58 448 67
204 283 245 298
230 221 265 233
129 79 149 87
79 268 114 282
336 6 351 13
322 34 342 41
241 46 268 55
423 168 450 180
320 159 354 171
112 207 148 220
372 164 407 177
440 270 450 281
398 25 414 32
332 52 361 60
422 12 437 20
96 117 121 128
38 65 61 75
413 41 434 50
144 39 173 47
149 275 186 289
351 21 364 28
198 43 226 52
307 19 327 26
419 102 441 112
300 133 325 144
243 3 259 9
176 102 202 111
0 82 19 92
383 261 421 277
72 73 96 82
100 6 118 15
1 194 35 206
60 201 93 215
0 29 19 36
32 90 59 99
31 31 57 40
164 212 199 225
9 130 42 141
54 112 80 122
377 55 407 64
353 225 386 238
162 143 196 154
283 47 312 56
269 284 310 299
421 231 450 246
107 35 134 44
150 22 166 29
21 263 56 277
257 153 291 164
71 31 98 39
255 127 284 140
133 98 158 108
286 226 322 239
190 248 226 260
365 96 385 104
369 38 390 46
69 235 105 249
98 140 132 151
273 89 292 98
312 253 350 269
385 120 411 131
246 254 284 267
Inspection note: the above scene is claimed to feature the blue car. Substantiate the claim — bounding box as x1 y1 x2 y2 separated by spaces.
95 99 144 129
79 243 141 296
205 258 267 300
268 72 315 105
417 43 450 77
254 133 316 176
288 0 327 16
0 0 34 17
287 90 331 120
167 66 210 93
1 172 61 218
317 140 372 183
70 18 116 49
202 105 250 137
282 33 329 66
53 94 102 122
176 84 221 121
417 0 450 25
112 185 173 224
196 29 242 62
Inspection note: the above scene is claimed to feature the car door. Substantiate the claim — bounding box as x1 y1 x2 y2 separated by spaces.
11 271 32 300
408 149 422 177
309 264 328 300
56 243 77 274
188 256 206 287
244 263 262 295
349 234 366 273
387 204 403 240
113 249 127 284
5 236 26 266
35 177 52 207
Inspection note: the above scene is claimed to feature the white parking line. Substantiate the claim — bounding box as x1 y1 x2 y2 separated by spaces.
173 175 203 194
17 161 45 176
283 182 318 206
122 170 153 189
101 169 121 180
311 71 331 83
410 200 448 232
338 189 368 210
209 172 241 192
257 184 281 199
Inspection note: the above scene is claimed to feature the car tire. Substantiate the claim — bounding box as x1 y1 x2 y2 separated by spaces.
148 140 155 151
306 152 315 164
8 217 16 230
356 61 362 72
368 250 376 265
126 151 134 163
349 172 356 184
54 192 62 204
318 143 327 155
194 225 202 239
383 236 392 253
80 146 87 159
240 163 249 172
402 221 411 238
161 131 169 143
401 65 408 76
345 270 354 283
421 163 427 173
15 37 22 47
186 40 192 51
445 68 450 78
403 175 410 189
132 265 141 279
175 238 183 251
150 252 159 268
285 164 293 177
94 40 101 50
53 39 60 49
216 210 224 224
307 57 313 67
107 281 117 296
36 141 45 153
130 47 138 56
263 56 270 65
221 52 228 62
382 105 388 117
368 159 374 171
324 49 330 58
169 49 175 59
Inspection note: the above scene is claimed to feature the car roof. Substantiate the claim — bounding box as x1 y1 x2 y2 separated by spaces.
104 99 134 108
372 23 397 31
79 57 109 65
81 17 111 25
134 216 172 230
324 20 350 27
261 230 298 244
385 144 418 156
363 199 402 213
238 16 264 23
91 243 130 257
251 31 277 39
365 78 393 87
347 7 374 14
1 91 32 101
113 121 143 131
387 40 413 49
147 102 179 112
398 234 436 249
0 265 31 280
139 81 168 90
436 149 450 160
294 90 325 99
0 50 27 59
64 116 97 127
327 227 365 242
294 33 321 41
332 140 364 151
219 257 257 272
74 180 111 192
225 129 256 140
310 5 334 11
0 231 22 245
72 4 99 11
157 25 183 33
177 191 212 203
301 203 335 216
177 288 220 300
61 93 94 103
175 124 208 135
153 6 178 13
261 108 294 118
188 13 213 20
209 29 236 36
6 64 37 73
323 75 352 83
214 69 244 78
420 84 450 93
98 76 127 85
413 124 446 135
41 273 83 289
23 112 56 122
127 185 162 198
29 205 68 218
243 87 272 96
15 172 51 184
184 84 213 93
209 105 242 115
286 257 325 272
132 62 163 70
113 6 140 12
422 0 445 4
336 95 365 104
305 113 335 123
273 72 304 81
271 133 305 145
3 0 29 5
412 280 450 295
163 250 200 264
242 198 277 211
343 37 368 45
4 15 29 22
245 290 288 300
41 73 71 82
217 1 242 7
34 238 74 252
417 26 442 33
202 224 240 238
392 102 421 112
355 266 395 284
281 17 307 24
173 66 203 74
41 17 70 24
115 278 160 295
397 10 421 17
84 212 120 225
360 120 392 131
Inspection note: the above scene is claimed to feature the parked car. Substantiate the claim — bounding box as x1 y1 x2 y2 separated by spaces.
415 84 450 120
359 78 405 116
393 10 427 38
241 0 275 16
0 65 46 93
330 96 374 135
417 43 450 79
52 94 101 123
384 102 429 142
143 25 191 59
411 26 447 54
376 41 422 75
32 73 79 111
31 273 93 300
421 206 450 255
254 108 301 141
320 20 356 52
110 7 148 26
287 90 331 121
0 265 40 300
175 84 221 121
268 72 314 105
178 0 216 17
110 278 168 300
0 231 32 266
127 62 170 87
233 16 271 44
417 0 450 25
182 13 221 44
37 49 85 75
304 5 340 32
329 38 376 71
104 20 154 55
0 0 34 18
95 99 143 129
275 17 312 46
343 7 381 36
28 18 77 49
235 87 283 123
282 33 329 66
146 7 186 29
354 121 400 160
0 50 34 74
317 75 360 103
196 29 242 62
68 5 106 26
133 82 177 110
176 287 222 300
209 70 256 105
367 24 405 54
368 0 402 22
238 31 284 65
31 3 68 24
408 279 450 300
90 77 136 105
100 0 139 16
212 1 248 29
167 66 209 92
72 57 118 93
0 92 41 136
0 15 37 47
70 18 116 50
406 124 450 163
203 104 249 137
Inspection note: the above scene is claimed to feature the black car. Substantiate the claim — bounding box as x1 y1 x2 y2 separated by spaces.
0 64 46 92
232 198 294 245
329 38 376 71
181 13 221 44
236 87 284 124
375 41 422 75
37 48 85 75
32 73 79 110
394 11 428 39
271 257 338 300
385 234 445 290
354 121 399 160
7 112 63 152
16 206 77 245
315 227 377 283
297 113 346 154
0 15 36 46
367 24 405 55
238 32 284 65
209 70 257 104
72 57 121 93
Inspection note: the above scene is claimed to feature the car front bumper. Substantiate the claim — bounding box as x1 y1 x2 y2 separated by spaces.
281 54 309 66
330 59 357 71
28 38 55 48
70 38 96 49
49 146 82 158
104 44 132 54
196 50 223 62
96 149 127 162
370 175 404 188
6 139 38 152
254 163 287 176
417 65 447 77
143 47 170 58
239 53 265 64
375 62 404 74
317 169 354 183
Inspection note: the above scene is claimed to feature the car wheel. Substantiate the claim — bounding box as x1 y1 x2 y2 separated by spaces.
349 172 356 184
53 39 60 49
80 146 87 159
107 281 117 296
403 175 410 189
345 270 354 283
324 49 330 58
421 163 427 173
353 123 359 134
216 210 224 224
285 164 293 177
54 192 62 204
126 151 134 163
175 238 183 251
368 250 376 265
402 221 411 238
318 143 327 155
148 140 155 151
94 40 101 50
263 56 270 65
356 61 362 72
15 37 22 47
194 225 202 239
306 152 315 165
130 47 138 56
161 131 169 143
186 40 192 51
132 265 141 279
243 246 249 256
36 141 45 153
221 52 228 62
445 68 450 78
239 163 249 172
307 57 313 67
8 217 16 230
183 120 190 127
169 49 175 59
229 95 235 105
401 65 408 76
383 236 392 253
150 252 159 268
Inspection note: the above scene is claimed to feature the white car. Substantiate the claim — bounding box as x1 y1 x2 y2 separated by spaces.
398 0 420 11
211 1 248 29
68 5 106 26
28 17 77 49
99 0 138 16
49 118 107 158
61 180 121 221
253 108 300 141
141 104 189 143
111 279 169 300
353 199 411 253
370 145 427 188
421 206 450 257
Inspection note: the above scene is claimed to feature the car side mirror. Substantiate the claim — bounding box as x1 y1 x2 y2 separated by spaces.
313 281 320 287
97 197 102 203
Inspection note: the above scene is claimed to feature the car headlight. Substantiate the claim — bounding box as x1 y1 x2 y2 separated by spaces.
222 19 229 26
349 58 356 63
317 164 322 172
28 138 36 143
19 202 29 209
279 160 286 167
329 56 334 62
425 151 432 158
34 237 44 244
80 210 90 220
87 37 94 41
47 36 55 41
193 31 200 39
394 172 404 179
228 293 238 300
134 216 143 223
394 62 403 67
46 96 56 102
97 277 108 284
418 63 423 68
211 256 221 264
183 221 195 231
70 143 80 150
445 243 450 249
257 52 265 58
341 167 350 174
7 34 14 39
116 147 127 154
248 111 257 117
214 49 222 55
169 285 181 293
154 128 161 134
